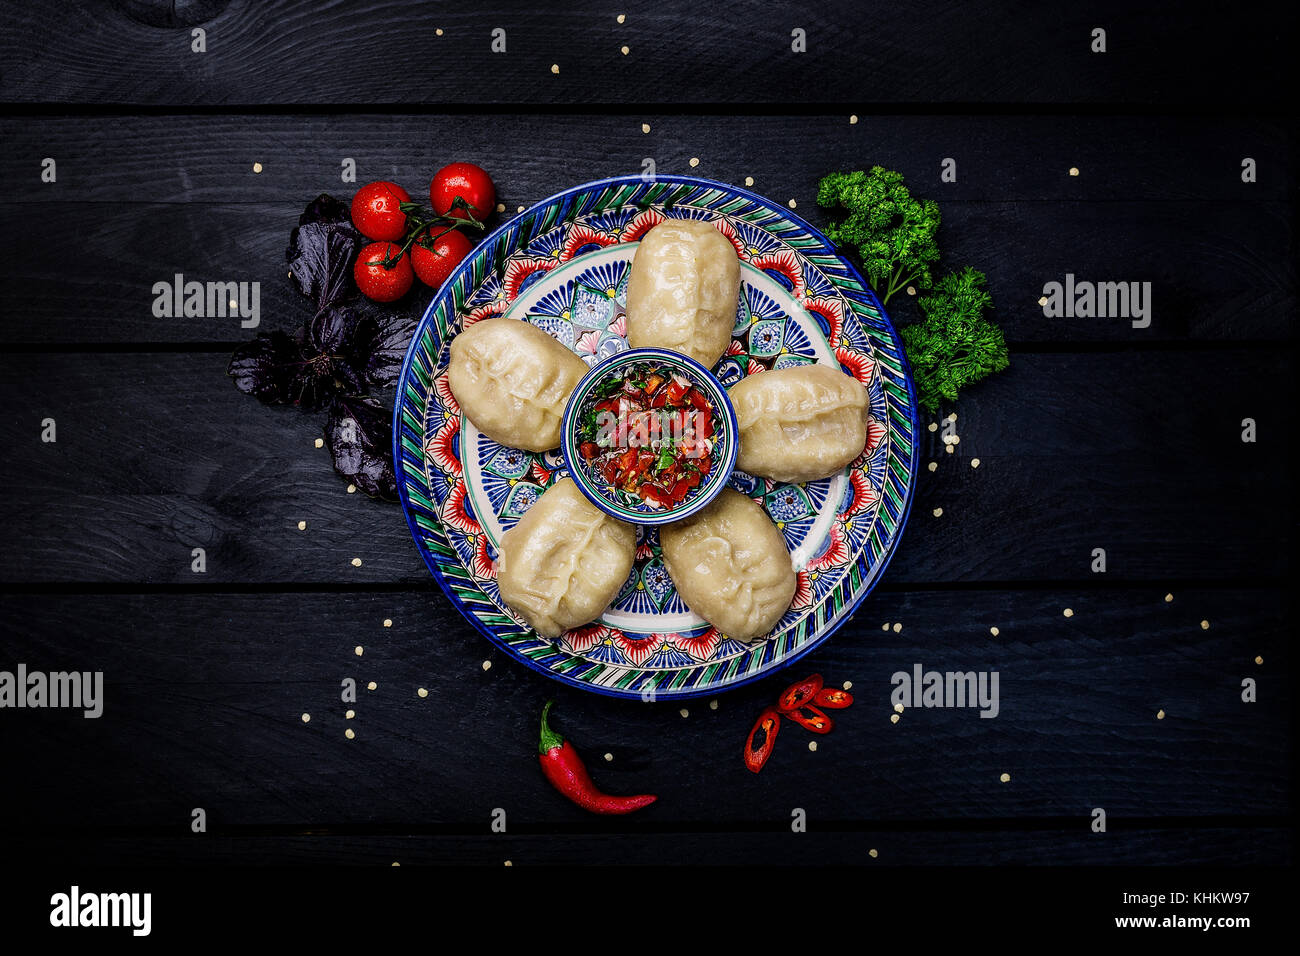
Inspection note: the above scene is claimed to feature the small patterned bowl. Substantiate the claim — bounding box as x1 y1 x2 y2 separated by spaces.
561 348 738 526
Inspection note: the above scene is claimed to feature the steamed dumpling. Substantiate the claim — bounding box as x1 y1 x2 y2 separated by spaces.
625 218 741 369
497 478 636 638
659 489 796 643
448 318 588 452
730 363 870 483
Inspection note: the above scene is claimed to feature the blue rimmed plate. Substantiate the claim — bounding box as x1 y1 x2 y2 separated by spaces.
393 175 920 699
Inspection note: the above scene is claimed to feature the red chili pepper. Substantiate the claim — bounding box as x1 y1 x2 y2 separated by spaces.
813 687 854 709
777 673 824 712
537 701 657 815
744 706 781 773
786 703 834 734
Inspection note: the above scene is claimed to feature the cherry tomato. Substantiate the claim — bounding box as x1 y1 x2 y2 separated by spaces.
410 227 473 289
354 241 413 303
350 181 410 241
430 162 496 223
744 707 781 773
777 674 824 712
687 388 710 411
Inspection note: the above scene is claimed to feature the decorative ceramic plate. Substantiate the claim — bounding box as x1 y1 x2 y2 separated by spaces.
394 175 919 699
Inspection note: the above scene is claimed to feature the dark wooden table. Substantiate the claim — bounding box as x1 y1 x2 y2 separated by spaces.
0 0 1293 871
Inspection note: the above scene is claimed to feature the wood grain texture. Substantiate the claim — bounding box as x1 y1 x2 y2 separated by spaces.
0 0 1293 107
0 588 1287 839
0 350 1289 584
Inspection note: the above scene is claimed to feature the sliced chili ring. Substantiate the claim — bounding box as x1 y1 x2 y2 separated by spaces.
813 687 854 709
744 706 781 773
787 704 834 734
777 673 824 712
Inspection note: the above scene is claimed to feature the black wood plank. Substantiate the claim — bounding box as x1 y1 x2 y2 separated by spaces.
0 1 1293 107
0 350 1288 584
0 587 1288 834
0 198 1292 345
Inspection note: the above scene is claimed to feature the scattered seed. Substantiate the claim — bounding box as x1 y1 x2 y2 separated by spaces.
504 860 513 866
951 435 960 445
881 623 890 631
297 520 307 531
496 202 506 213
516 205 525 213
345 728 355 739
849 114 858 124
990 626 1000 636
1156 709 1165 719
1165 592 1174 603
842 681 853 690
1200 619 1210 630
928 422 938 432
808 740 818 751
351 557 362 567
970 458 981 468
301 713 310 723
1255 655 1263 665
314 438 324 448
932 507 943 518
550 63 559 74
252 162 263 173
947 413 957 423
927 461 937 472
944 445 954 454
689 157 700 167
893 703 903 713
787 198 797 208
744 176 754 186
868 848 878 858
435 28 444 36
1069 167 1080 176
604 752 614 761
679 708 689 718
383 618 393 628
481 660 492 671
346 709 355 719
893 622 902 633
354 645 363 657
641 122 651 133
709 699 718 710
616 13 626 23
620 45 630 55
417 688 427 699
890 713 900 724
1000 772 1011 783
392 862 399 866
1038 295 1048 306
367 681 377 691
347 483 357 494
1063 608 1074 618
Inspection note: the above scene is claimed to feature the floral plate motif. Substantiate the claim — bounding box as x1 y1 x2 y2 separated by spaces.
394 175 919 699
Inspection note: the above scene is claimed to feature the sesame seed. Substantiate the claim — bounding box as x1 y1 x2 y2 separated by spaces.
932 507 943 517
346 709 355 718
1200 619 1210 630
849 114 858 124
550 64 559 74
604 752 614 761
314 438 324 448
351 557 362 567
354 645 363 657
893 622 902 633
808 740 818 751
928 422 938 432
868 848 878 858
641 123 650 133
301 713 310 723
297 520 307 531
367 681 377 691
1063 608 1074 618
621 45 630 55
990 626 1000 636
928 461 937 472
417 688 427 698
744 176 754 186
1156 709 1165 719
709 699 718 710
890 713 900 724
482 660 492 671
617 13 626 23
1000 772 1011 783
679 708 689 718
1255 655 1263 665
345 728 355 739
347 483 357 494
1069 167 1080 176
1165 593 1174 603
689 157 700 167
252 162 263 173
787 198 797 208
971 458 981 468
383 618 392 628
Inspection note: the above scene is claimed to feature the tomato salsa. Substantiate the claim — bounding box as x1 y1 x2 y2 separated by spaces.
574 361 717 512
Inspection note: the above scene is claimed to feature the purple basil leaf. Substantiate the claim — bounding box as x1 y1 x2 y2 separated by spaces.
299 193 352 227
287 220 360 307
308 304 363 354
324 397 396 500
350 313 417 388
227 331 302 404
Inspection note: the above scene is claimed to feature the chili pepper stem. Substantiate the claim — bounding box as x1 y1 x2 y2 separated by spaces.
539 698 565 754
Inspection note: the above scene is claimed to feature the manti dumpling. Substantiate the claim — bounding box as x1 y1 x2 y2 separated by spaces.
448 318 589 452
497 478 636 638
729 363 870 483
625 218 741 370
660 489 797 643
